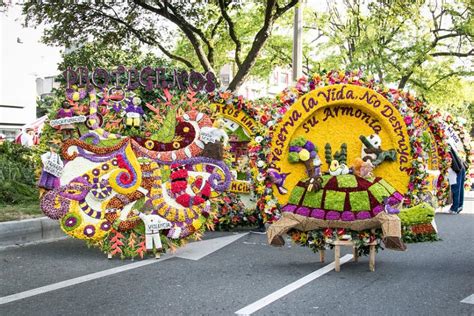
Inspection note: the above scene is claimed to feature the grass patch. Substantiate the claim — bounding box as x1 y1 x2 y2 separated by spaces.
0 202 42 222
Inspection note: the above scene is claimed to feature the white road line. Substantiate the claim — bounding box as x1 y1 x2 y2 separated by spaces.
0 233 247 306
0 256 172 306
461 294 474 304
174 233 248 260
235 254 353 315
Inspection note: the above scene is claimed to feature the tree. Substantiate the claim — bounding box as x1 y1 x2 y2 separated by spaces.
304 0 473 121
22 0 298 92
288 136 318 177
312 0 473 89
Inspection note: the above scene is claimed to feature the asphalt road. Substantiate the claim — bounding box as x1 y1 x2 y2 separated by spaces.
0 214 473 316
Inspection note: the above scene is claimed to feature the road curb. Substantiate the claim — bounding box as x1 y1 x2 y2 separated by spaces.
0 217 64 247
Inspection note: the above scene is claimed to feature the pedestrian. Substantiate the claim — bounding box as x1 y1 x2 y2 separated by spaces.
449 148 466 214
0 133 6 145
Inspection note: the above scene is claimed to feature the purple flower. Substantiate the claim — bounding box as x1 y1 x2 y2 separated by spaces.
289 146 302 152
100 221 111 231
304 141 315 152
282 205 297 213
392 192 404 201
372 205 384 215
65 216 77 227
310 209 325 219
325 211 341 220
296 207 311 216
83 225 96 237
356 212 372 220
341 211 355 221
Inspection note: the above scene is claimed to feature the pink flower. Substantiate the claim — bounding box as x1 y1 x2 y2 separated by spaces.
404 116 413 125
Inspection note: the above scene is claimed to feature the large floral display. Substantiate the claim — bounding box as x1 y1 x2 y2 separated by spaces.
37 67 465 260
38 66 236 259
262 71 452 255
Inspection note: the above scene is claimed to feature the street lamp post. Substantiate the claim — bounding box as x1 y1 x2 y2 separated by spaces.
292 1 303 82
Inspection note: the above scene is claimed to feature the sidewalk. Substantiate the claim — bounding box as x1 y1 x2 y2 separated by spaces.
0 217 64 248
437 190 474 214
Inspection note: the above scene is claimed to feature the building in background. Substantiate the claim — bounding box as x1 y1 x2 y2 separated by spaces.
220 64 292 100
0 5 62 140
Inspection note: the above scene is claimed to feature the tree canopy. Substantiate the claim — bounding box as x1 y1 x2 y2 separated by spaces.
20 0 474 122
22 0 298 91
304 0 473 121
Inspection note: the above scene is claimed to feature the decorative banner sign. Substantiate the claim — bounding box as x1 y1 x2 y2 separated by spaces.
44 160 63 177
229 180 251 194
50 115 87 127
269 84 412 204
213 103 259 137
64 66 217 93
444 123 466 157
212 103 260 196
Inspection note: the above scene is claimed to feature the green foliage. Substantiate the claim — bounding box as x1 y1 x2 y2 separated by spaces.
324 190 346 211
337 174 358 188
0 181 39 204
402 229 440 243
324 143 332 166
368 182 391 203
150 107 177 143
302 191 323 208
289 136 307 147
288 186 305 205
21 1 298 91
0 142 37 186
349 191 370 211
334 143 347 164
288 152 300 163
398 203 435 226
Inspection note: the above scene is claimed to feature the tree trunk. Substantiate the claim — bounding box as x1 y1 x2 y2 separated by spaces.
304 160 315 178
398 72 412 89
227 26 273 92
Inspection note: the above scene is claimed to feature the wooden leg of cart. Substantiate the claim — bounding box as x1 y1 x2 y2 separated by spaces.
369 244 375 272
334 244 341 272
319 250 325 263
352 245 358 262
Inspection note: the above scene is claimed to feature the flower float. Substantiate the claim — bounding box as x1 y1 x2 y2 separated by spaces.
263 70 455 257
38 66 234 259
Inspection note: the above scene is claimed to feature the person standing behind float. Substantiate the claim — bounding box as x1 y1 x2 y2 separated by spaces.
20 128 35 147
449 147 466 214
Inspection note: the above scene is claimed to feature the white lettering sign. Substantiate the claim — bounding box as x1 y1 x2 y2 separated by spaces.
148 222 172 231
50 115 87 127
44 160 63 177
444 124 465 156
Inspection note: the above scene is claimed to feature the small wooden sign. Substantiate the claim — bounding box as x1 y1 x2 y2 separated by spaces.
229 180 251 194
44 160 63 177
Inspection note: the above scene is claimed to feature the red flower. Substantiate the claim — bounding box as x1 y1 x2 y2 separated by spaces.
324 228 333 237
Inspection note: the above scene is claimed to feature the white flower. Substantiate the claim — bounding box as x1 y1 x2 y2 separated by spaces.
255 136 263 143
